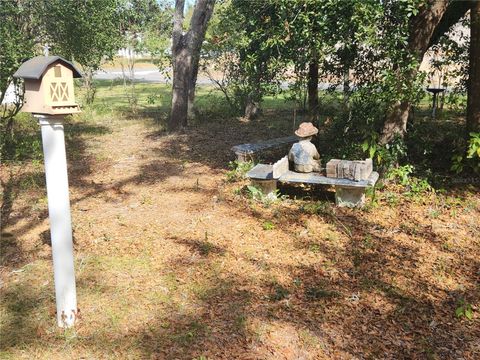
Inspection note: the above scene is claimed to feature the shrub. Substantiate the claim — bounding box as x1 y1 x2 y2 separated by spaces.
451 132 480 174
226 160 254 182
386 164 433 196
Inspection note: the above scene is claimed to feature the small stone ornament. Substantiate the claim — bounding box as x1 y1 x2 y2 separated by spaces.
288 122 321 173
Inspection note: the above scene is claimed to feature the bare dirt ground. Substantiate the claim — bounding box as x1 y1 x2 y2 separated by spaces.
1 113 479 359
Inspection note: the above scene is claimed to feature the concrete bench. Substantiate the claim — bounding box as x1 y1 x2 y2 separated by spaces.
231 135 299 162
246 156 379 207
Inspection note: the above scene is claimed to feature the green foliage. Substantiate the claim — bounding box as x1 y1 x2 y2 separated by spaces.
116 0 171 112
120 0 171 64
361 132 379 160
387 165 415 186
451 133 480 174
204 0 286 113
42 0 125 104
206 0 443 166
0 113 43 162
0 0 40 152
301 201 334 217
363 133 408 171
386 164 433 196
270 283 290 301
246 185 282 207
466 133 480 160
226 160 254 182
0 0 38 98
451 155 464 174
43 0 123 71
262 221 275 231
455 299 473 320
246 185 264 200
146 94 159 105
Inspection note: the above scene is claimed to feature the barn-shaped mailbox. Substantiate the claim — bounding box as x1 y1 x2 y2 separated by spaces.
13 56 82 115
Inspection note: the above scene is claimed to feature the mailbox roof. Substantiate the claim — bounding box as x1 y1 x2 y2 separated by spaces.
13 56 82 80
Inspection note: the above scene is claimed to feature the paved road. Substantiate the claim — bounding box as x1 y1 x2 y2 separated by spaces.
93 68 340 90
2 68 341 105
93 68 212 85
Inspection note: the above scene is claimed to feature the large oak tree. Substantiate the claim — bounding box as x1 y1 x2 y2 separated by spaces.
380 0 478 144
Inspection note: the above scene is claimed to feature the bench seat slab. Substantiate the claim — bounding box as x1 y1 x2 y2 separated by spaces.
232 136 299 162
278 171 379 188
232 136 299 155
246 163 379 206
247 164 274 180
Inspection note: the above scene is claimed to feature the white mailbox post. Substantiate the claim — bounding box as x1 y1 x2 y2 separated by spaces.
14 56 82 327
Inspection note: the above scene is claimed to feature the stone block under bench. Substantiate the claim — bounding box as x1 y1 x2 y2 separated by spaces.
246 156 379 207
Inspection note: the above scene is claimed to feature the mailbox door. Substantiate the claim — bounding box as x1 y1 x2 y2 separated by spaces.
45 64 75 107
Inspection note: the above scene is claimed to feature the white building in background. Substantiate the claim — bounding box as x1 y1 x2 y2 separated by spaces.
1 84 18 105
117 47 149 59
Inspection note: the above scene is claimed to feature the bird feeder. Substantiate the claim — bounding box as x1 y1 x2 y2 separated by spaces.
426 87 445 119
14 55 82 328
13 55 82 115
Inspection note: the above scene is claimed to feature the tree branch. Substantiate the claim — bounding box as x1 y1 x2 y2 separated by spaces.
186 0 215 51
408 0 449 59
428 0 473 48
172 0 186 57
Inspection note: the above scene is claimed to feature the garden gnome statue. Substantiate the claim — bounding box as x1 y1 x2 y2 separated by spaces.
289 122 321 173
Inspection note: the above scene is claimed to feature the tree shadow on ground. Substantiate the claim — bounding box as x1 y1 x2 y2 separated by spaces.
286 206 480 358
144 110 297 170
0 120 110 270
0 278 54 352
66 201 478 359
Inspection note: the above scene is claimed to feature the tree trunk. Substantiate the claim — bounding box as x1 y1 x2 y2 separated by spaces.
188 53 200 118
169 0 187 131
83 68 96 104
342 68 351 120
307 58 319 121
244 94 259 120
169 0 215 131
467 0 480 135
429 1 473 48
381 101 411 142
380 0 449 144
343 69 350 104
170 49 191 130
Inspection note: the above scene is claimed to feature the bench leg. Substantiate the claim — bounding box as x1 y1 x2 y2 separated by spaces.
251 179 277 195
335 186 366 208
236 152 252 163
